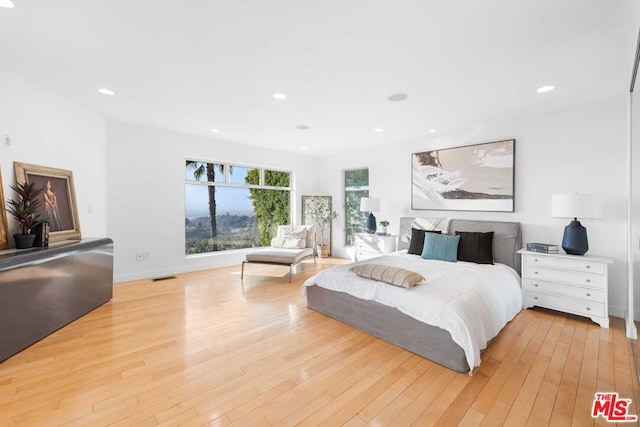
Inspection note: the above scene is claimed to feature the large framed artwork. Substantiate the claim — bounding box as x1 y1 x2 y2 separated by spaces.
411 139 515 212
301 195 332 255
14 162 81 242
0 169 8 250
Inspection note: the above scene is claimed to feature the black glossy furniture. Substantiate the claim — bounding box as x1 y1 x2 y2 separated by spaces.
0 238 113 363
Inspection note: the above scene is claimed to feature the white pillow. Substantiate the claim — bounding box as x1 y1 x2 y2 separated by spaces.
277 225 306 239
401 217 451 242
277 225 314 248
300 224 315 248
271 237 306 249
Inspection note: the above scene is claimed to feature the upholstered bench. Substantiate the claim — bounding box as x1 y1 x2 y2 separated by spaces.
241 225 316 282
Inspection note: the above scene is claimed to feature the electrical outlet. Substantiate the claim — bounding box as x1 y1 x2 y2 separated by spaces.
2 135 11 147
142 251 150 261
136 252 144 261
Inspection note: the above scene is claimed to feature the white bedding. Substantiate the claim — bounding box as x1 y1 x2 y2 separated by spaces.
301 254 522 370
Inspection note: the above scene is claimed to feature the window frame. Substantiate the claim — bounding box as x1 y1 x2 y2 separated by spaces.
185 159 292 256
344 167 369 246
185 160 291 191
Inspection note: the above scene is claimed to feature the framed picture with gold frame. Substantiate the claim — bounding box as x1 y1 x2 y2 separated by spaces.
0 169 9 249
14 162 81 242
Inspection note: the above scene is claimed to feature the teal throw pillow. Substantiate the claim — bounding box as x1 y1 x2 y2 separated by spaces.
421 233 460 262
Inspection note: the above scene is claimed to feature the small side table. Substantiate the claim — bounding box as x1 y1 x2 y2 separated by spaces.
354 233 397 261
518 249 612 328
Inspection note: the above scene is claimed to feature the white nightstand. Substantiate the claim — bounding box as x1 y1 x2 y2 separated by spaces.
518 249 612 328
354 233 397 261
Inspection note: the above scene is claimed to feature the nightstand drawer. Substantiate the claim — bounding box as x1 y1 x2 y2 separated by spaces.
522 266 605 289
523 291 605 318
353 233 397 261
355 251 381 261
522 254 604 274
522 279 605 303
355 241 382 251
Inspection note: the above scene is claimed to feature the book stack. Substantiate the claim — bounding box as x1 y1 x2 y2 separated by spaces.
526 242 559 254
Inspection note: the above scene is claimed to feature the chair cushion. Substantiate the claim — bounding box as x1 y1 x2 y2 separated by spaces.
245 247 313 264
271 237 306 249
277 225 315 248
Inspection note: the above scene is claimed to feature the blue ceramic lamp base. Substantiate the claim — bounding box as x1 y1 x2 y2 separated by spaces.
562 218 589 255
366 213 377 234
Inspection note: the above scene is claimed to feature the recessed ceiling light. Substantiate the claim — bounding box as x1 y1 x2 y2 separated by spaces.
374 128 384 133
98 88 115 96
210 128 220 133
296 125 310 130
429 129 437 133
388 93 408 102
272 92 287 100
0 0 15 9
537 85 555 93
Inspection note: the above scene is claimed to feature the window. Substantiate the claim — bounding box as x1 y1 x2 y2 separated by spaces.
344 168 369 246
185 160 291 255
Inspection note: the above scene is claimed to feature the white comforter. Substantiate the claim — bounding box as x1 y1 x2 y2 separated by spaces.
301 254 522 371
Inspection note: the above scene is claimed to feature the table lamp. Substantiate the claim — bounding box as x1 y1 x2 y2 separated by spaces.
551 193 602 255
360 197 380 234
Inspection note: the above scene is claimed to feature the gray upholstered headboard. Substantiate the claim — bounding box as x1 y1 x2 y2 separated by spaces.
397 217 522 273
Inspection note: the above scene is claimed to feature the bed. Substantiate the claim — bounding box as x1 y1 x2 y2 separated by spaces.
302 217 522 373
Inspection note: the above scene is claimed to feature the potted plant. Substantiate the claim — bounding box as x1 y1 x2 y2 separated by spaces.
379 220 390 235
306 197 338 257
5 181 44 249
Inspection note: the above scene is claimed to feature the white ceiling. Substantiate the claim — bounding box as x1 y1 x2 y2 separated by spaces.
0 0 637 156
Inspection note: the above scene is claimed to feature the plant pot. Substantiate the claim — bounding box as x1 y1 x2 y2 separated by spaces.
14 234 36 249
316 245 329 258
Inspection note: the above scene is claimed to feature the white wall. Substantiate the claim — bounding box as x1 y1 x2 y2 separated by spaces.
317 96 630 318
106 121 318 282
0 60 630 321
631 84 640 323
0 64 107 240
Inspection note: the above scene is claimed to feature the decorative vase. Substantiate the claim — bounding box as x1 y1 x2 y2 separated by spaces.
316 245 329 258
14 234 36 249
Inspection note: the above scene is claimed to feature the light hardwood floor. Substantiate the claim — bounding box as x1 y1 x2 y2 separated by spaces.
0 258 638 426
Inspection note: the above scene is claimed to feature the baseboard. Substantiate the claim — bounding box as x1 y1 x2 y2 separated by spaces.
625 308 638 339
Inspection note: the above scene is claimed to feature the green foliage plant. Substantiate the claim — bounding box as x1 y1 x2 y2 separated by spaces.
6 181 44 235
246 169 290 246
306 197 338 246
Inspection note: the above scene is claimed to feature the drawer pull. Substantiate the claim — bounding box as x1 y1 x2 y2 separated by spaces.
586 279 591 283
534 271 538 275
586 265 591 269
534 284 539 287
534 258 538 262
534 296 538 300
586 307 591 311
586 293 591 297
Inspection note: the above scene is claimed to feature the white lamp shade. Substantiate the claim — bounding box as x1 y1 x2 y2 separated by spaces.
360 197 380 212
551 194 602 219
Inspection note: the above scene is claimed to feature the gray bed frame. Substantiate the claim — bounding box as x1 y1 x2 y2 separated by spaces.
305 217 522 372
